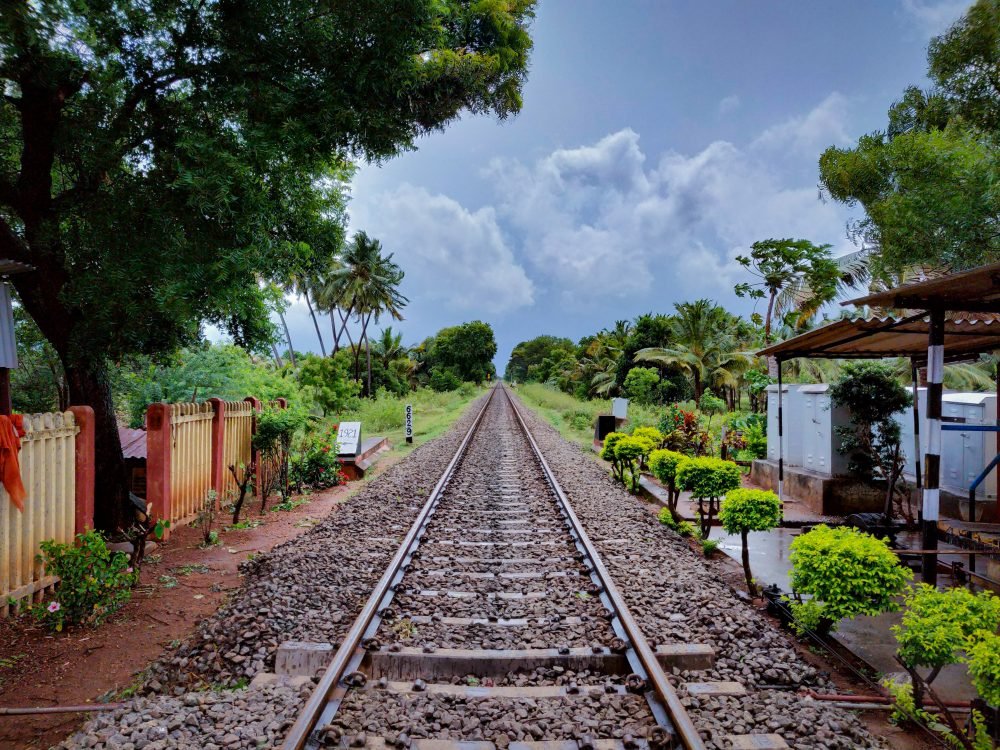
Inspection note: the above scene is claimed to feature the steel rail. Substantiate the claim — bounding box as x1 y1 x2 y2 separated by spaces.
502 384 707 750
281 387 498 750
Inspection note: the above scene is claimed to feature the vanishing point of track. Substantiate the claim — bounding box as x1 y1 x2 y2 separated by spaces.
283 384 705 750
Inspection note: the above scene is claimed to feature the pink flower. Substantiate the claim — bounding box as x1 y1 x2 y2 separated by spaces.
126 567 134 574
47 601 61 613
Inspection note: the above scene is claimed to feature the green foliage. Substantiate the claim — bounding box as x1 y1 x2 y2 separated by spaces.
734 239 838 341
649 448 686 512
33 531 137 632
122 344 314 428
893 584 1000 672
928 0 1000 132
505 336 576 383
789 525 912 633
675 457 741 499
622 367 661 405
290 426 349 492
721 488 782 595
252 408 307 454
612 435 652 493
720 489 782 534
649 449 685 486
698 391 726 415
635 299 755 401
297 354 360 416
429 369 463 393
831 361 913 520
966 632 1000 707
820 0 1000 275
427 321 498 384
657 404 712 456
701 538 720 557
11 304 67 413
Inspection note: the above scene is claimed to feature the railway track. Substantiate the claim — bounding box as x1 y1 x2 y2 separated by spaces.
282 385 705 750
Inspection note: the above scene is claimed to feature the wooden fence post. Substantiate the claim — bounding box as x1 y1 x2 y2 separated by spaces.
146 403 172 536
68 406 95 536
209 398 226 508
245 397 262 499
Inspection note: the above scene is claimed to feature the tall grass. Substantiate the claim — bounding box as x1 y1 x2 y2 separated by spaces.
514 383 663 448
328 385 485 448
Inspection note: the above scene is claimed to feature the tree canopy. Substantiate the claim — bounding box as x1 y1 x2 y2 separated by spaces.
0 0 535 527
819 0 1000 278
428 321 498 384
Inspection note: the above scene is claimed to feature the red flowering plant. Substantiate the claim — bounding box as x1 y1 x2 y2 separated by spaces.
657 404 712 456
290 426 348 491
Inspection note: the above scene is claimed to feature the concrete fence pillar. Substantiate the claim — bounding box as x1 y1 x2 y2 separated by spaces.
68 406 95 536
245 396 262 498
146 402 172 536
209 398 226 507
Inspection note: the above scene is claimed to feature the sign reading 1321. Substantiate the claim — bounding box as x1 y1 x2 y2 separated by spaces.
336 421 362 456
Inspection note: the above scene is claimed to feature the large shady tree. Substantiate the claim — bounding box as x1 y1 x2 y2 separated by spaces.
0 1 535 529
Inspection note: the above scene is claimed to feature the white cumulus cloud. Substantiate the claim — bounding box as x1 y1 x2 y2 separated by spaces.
349 184 535 315
901 0 973 36
751 92 852 157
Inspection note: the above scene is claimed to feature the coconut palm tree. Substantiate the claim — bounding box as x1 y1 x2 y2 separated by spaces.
635 299 753 400
373 327 407 371
320 232 408 393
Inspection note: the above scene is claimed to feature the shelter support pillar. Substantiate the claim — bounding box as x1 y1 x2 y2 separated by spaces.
910 360 922 490
777 359 784 502
922 308 945 585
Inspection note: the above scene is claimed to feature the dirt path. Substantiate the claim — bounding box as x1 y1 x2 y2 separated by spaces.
0 485 353 750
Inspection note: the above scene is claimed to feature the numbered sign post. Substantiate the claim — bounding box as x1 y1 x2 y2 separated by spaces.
405 404 413 444
336 421 363 456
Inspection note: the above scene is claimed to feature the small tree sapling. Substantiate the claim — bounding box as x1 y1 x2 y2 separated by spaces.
676 457 741 538
649 449 686 513
719 488 782 596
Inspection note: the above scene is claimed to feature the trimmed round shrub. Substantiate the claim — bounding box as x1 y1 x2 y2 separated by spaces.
720 488 783 595
789 524 912 634
675 457 741 499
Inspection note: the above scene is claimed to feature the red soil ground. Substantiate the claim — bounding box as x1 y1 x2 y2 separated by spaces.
0 484 352 750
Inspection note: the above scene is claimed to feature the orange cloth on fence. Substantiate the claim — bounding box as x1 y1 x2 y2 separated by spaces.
0 414 26 511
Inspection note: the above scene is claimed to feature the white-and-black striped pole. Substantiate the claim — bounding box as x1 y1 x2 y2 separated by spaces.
777 358 784 502
921 308 945 585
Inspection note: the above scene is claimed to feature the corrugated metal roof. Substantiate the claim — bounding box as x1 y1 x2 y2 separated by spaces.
845 262 1000 312
757 315 1000 364
119 427 147 460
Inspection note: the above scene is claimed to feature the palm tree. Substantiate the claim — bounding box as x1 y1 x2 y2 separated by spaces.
294 274 327 357
372 327 407 371
635 300 753 400
320 232 408 393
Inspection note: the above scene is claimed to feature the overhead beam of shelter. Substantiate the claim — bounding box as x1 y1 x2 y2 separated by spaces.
845 261 1000 313
756 315 1000 364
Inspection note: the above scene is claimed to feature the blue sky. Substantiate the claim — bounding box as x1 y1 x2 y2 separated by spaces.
278 0 974 370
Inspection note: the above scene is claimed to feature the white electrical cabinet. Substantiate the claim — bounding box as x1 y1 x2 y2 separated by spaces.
798 384 851 475
766 384 850 473
896 391 997 499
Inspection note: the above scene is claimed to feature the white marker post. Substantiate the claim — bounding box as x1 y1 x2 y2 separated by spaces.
336 421 362 456
405 404 413 444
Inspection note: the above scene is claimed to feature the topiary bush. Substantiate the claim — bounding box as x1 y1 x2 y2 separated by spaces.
33 531 138 632
613 435 651 493
649 449 686 512
966 632 1000 708
719 488 782 596
600 432 627 483
676 456 741 537
892 584 1000 708
788 524 912 635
